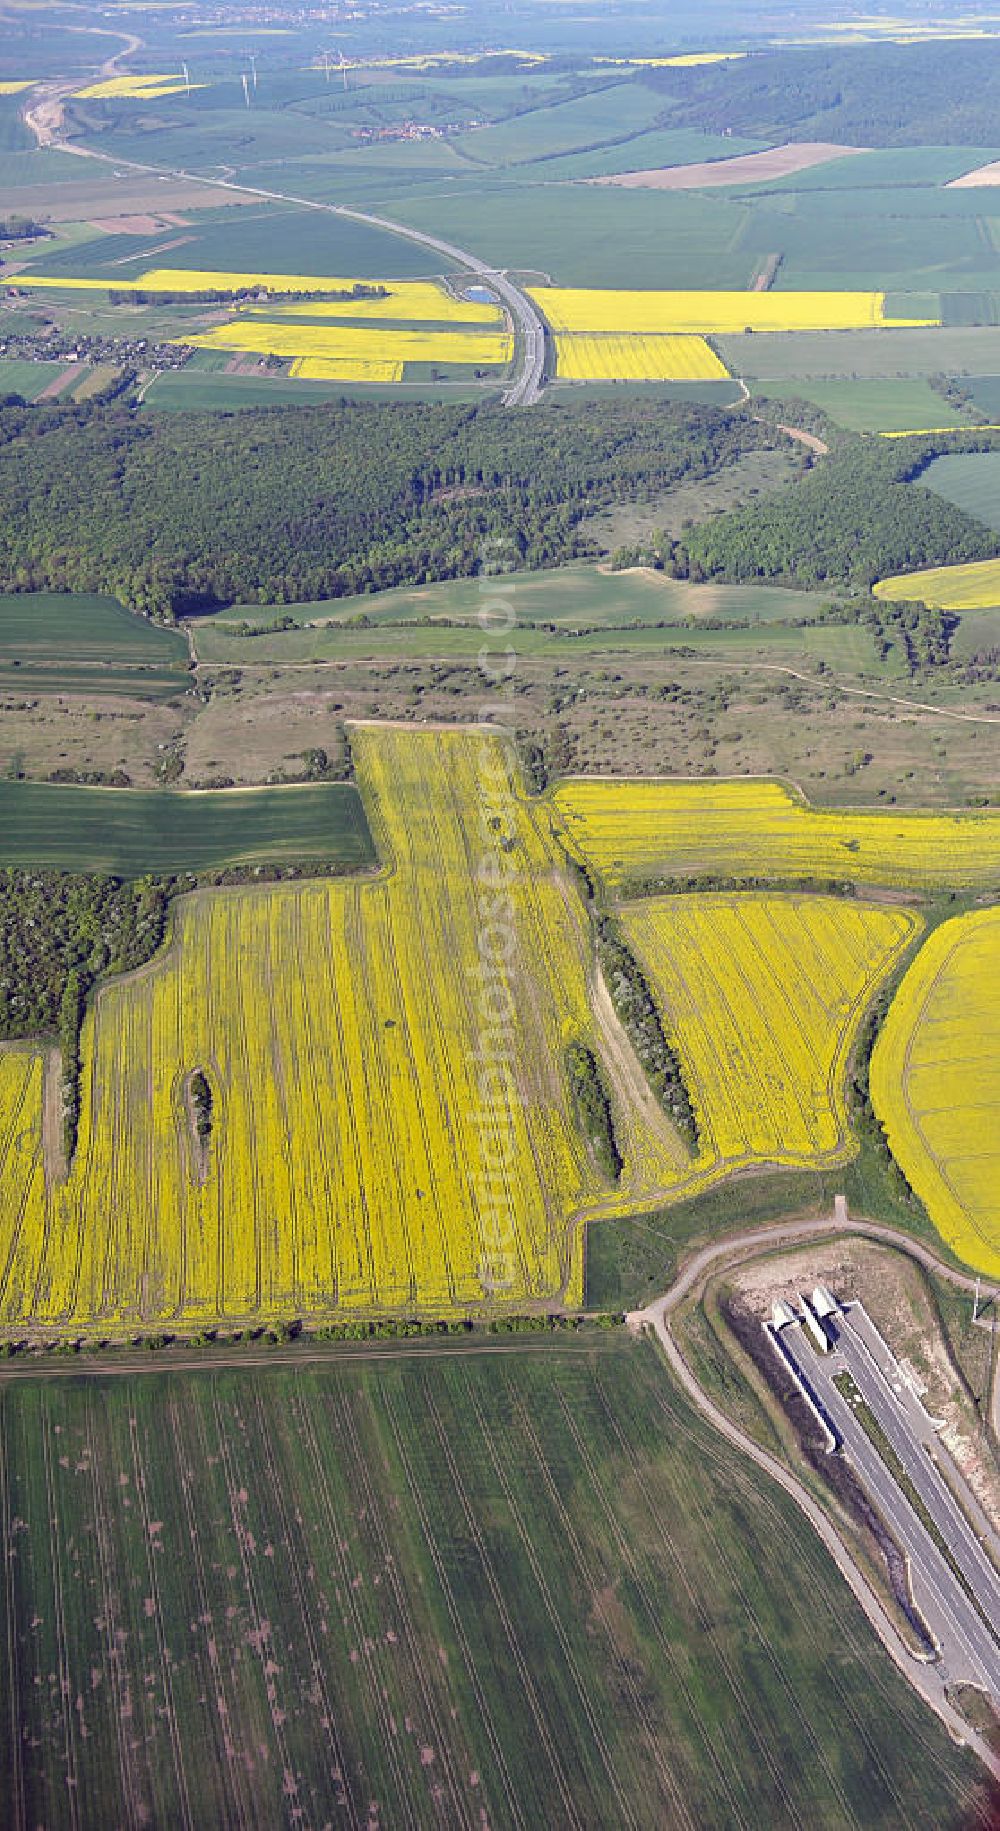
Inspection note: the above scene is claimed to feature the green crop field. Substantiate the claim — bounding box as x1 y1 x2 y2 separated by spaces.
0 360 72 403
718 327 1000 382
0 780 375 873
21 202 441 283
966 375 1000 414
0 1339 984 1828
743 146 999 192
0 662 187 701
391 185 757 289
143 372 493 409
756 378 971 433
525 126 764 183
450 78 665 166
0 593 188 665
921 451 1000 531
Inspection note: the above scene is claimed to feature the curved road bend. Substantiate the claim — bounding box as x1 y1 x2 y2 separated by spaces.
17 110 548 405
628 1213 1000 1779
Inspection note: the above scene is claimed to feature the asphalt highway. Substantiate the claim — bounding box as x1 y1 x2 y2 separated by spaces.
782 1319 1000 1692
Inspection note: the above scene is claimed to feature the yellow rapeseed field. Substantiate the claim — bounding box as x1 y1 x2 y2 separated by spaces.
871 909 1000 1273
554 776 1000 892
529 287 939 334
179 320 514 368
554 332 729 381
9 272 500 314
289 355 404 382
73 73 202 98
260 284 504 323
0 80 34 94
0 730 692 1330
623 895 919 1167
874 556 1000 609
879 425 1000 439
0 733 945 1334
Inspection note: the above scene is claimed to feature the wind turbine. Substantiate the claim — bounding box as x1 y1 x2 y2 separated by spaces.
250 53 258 92
241 71 250 108
181 62 190 95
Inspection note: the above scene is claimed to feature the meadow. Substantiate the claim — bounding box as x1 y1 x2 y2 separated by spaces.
190 610 879 676
208 566 838 629
0 780 374 874
0 1339 982 1829
872 909 1000 1275
554 776 1000 892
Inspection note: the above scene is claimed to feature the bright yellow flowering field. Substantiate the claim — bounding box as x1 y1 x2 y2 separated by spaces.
529 288 939 335
0 731 946 1334
554 333 729 381
289 355 404 382
260 285 504 323
180 321 513 368
11 273 500 317
623 895 919 1168
554 777 1000 892
874 556 1000 609
871 909 1000 1273
0 730 692 1331
0 80 34 94
73 73 202 98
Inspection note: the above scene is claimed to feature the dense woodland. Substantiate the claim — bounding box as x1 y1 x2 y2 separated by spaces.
0 398 771 618
678 436 999 590
646 41 1000 146
0 871 168 1043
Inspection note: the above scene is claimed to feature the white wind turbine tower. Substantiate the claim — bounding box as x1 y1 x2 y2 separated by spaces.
181 62 190 94
250 53 258 91
241 71 250 108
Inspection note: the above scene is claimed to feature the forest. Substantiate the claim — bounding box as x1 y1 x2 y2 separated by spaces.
646 40 1000 146
0 398 770 618
678 435 999 590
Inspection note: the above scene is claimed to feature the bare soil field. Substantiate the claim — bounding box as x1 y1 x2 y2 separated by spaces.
948 160 1000 187
87 212 191 235
595 142 868 191
3 180 257 222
